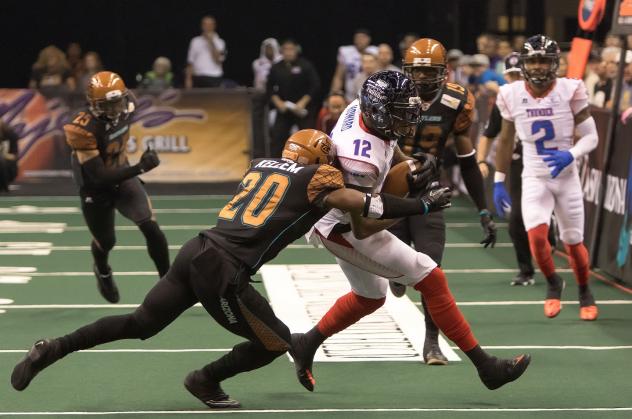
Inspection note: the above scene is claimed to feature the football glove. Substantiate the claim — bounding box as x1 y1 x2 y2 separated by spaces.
479 209 497 248
542 149 573 178
407 152 439 196
493 182 512 218
420 186 452 214
138 148 160 173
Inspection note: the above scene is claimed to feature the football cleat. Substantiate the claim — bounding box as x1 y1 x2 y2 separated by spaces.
11 339 62 391
389 282 407 298
579 288 598 321
93 264 120 303
510 273 535 286
544 273 565 318
477 354 531 390
184 370 241 409
423 340 448 366
290 333 317 392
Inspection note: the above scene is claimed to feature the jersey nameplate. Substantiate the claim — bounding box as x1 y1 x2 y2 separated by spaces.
254 159 304 174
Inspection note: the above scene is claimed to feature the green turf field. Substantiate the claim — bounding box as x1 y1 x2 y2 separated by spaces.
0 195 631 419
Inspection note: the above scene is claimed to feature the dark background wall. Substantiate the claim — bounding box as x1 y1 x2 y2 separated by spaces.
0 0 493 88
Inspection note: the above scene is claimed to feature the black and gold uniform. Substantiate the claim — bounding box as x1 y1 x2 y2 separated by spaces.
63 71 169 303
391 82 475 264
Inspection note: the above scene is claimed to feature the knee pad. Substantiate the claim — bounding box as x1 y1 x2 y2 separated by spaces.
560 229 583 246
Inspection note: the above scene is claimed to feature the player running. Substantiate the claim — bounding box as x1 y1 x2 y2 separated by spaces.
493 35 599 320
11 129 452 408
389 38 497 365
293 70 530 392
63 71 169 303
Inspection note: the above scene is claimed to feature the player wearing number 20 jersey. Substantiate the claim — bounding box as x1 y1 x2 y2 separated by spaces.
494 35 599 321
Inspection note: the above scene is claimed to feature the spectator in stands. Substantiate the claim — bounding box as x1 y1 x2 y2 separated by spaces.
377 43 399 72
315 92 347 135
469 53 505 94
77 52 103 92
350 52 379 98
398 32 420 63
66 42 84 82
140 57 174 91
185 15 226 88
512 35 526 52
476 33 501 74
330 28 378 102
593 46 621 107
620 61 632 110
557 53 568 77
446 49 464 83
252 38 282 91
584 52 601 104
267 39 320 158
497 39 513 60
605 33 624 48
457 55 474 88
29 45 76 94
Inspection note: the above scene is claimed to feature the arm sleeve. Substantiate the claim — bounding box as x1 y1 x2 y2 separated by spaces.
458 152 488 211
569 116 598 160
495 88 513 121
570 80 589 115
81 156 141 187
483 104 502 139
307 164 345 208
453 89 475 135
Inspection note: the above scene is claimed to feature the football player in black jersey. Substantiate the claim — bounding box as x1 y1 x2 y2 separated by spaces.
11 129 452 408
63 71 169 303
388 38 497 366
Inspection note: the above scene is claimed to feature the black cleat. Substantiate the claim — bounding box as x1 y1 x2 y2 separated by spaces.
389 282 406 298
423 340 448 366
93 264 120 303
477 354 531 390
11 339 62 391
184 370 241 409
510 273 535 286
290 333 316 392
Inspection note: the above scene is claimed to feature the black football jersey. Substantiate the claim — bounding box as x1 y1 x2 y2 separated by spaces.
400 82 475 160
203 158 344 273
63 107 133 188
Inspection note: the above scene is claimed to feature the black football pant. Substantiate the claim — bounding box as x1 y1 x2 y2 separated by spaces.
80 178 170 277
56 236 290 383
388 211 445 343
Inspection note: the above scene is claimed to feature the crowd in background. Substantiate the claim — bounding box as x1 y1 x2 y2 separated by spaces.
23 14 632 158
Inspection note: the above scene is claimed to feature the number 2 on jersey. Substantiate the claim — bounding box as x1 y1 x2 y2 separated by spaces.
353 139 371 158
218 171 290 227
532 120 557 155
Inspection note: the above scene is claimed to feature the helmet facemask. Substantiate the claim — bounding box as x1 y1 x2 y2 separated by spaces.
91 90 129 124
403 64 447 102
520 54 558 87
389 98 421 140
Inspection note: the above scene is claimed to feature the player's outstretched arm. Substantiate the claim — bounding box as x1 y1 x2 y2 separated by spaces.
323 187 451 239
77 148 160 186
492 118 515 218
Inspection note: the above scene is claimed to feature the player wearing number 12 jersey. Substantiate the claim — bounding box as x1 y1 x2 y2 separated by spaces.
11 129 453 408
494 35 599 320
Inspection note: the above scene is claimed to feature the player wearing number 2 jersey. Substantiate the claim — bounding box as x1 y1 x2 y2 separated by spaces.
494 35 599 320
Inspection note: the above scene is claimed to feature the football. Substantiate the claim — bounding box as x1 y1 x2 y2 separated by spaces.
381 160 421 197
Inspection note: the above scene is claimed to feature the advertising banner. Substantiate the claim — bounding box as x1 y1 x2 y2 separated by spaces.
0 88 252 182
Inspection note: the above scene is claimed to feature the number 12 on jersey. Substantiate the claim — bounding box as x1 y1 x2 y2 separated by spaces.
532 120 558 155
353 139 371 158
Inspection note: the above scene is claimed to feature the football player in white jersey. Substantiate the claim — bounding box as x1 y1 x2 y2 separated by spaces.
292 70 530 392
330 28 379 102
494 35 599 321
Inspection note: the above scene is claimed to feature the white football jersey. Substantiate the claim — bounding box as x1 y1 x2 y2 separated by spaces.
315 99 397 237
496 78 588 178
338 45 379 102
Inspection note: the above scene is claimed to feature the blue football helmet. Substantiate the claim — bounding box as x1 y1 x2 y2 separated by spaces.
359 70 421 140
519 35 560 87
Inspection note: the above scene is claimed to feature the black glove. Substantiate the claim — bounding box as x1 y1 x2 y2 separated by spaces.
407 152 439 196
420 186 452 214
137 148 160 173
479 209 497 248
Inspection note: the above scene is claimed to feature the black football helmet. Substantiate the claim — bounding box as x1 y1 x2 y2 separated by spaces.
359 70 421 140
519 35 560 87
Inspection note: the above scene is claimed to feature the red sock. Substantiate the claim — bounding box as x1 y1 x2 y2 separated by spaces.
527 224 555 277
414 267 478 352
316 292 385 337
564 242 589 286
